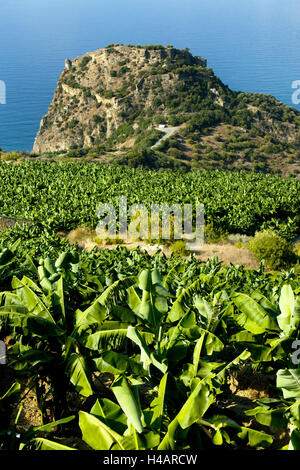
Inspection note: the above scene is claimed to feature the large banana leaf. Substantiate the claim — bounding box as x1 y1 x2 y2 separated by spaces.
127 326 167 374
0 306 63 337
97 277 136 309
15 275 47 299
192 335 206 377
21 438 75 450
276 369 300 399
83 322 130 350
93 351 146 376
9 277 55 323
167 278 203 322
245 406 288 428
166 311 196 350
66 353 93 397
194 297 215 330
90 398 128 432
158 380 214 449
79 411 125 450
157 418 180 450
75 278 135 331
237 427 273 447
184 326 224 356
0 305 30 320
127 270 168 327
52 276 66 322
277 285 300 336
75 300 106 331
176 382 214 429
110 305 135 323
233 293 279 334
26 316 64 337
111 375 144 433
150 373 168 432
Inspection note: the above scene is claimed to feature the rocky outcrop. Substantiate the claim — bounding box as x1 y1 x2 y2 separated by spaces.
65 59 72 71
33 45 209 153
33 44 300 154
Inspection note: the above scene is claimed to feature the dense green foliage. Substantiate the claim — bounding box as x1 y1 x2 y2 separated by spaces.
248 230 297 270
0 162 298 243
0 243 299 450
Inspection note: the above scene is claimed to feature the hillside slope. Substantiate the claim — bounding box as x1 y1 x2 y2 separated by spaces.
33 44 300 175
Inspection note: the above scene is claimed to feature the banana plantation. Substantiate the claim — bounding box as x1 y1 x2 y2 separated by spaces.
0 161 299 450
0 242 299 450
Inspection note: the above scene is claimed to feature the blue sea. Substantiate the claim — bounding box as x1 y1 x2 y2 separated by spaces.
1 0 300 152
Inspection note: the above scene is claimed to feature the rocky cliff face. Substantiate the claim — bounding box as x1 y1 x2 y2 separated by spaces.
33 45 208 152
33 44 300 158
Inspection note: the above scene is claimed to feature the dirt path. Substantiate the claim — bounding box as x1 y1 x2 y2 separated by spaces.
151 126 180 149
65 227 259 269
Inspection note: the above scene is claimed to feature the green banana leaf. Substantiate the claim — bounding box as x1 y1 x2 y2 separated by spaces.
277 285 300 336
75 301 106 331
277 369 300 399
21 438 75 450
237 427 273 447
83 322 130 350
233 292 279 334
11 276 55 323
150 373 168 432
93 351 146 376
127 326 167 374
111 375 144 433
79 411 125 450
176 382 214 429
66 353 93 397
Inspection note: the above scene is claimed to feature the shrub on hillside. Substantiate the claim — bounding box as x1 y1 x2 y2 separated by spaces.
247 230 297 270
0 152 20 161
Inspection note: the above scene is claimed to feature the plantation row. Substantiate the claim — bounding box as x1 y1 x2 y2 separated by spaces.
0 243 299 450
0 161 298 240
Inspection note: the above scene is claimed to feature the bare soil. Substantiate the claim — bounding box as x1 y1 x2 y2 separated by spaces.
64 226 259 269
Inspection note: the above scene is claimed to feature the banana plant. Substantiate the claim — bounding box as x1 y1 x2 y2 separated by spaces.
277 285 300 337
157 348 273 449
89 269 230 389
24 375 168 451
0 382 74 451
126 270 227 379
17 350 272 451
245 368 300 450
0 382 21 445
2 414 75 451
0 257 135 420
228 285 300 366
